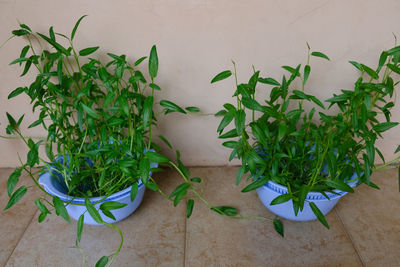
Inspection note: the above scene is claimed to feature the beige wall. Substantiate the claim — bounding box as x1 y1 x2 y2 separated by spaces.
1 0 400 167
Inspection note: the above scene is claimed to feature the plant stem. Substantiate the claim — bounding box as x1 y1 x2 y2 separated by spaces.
104 222 123 267
373 155 400 171
232 61 241 110
0 35 14 49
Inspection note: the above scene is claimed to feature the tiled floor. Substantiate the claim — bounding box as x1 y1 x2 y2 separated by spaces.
0 167 399 267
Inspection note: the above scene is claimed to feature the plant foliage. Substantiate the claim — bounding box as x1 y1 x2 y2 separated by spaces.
212 45 400 228
2 16 235 266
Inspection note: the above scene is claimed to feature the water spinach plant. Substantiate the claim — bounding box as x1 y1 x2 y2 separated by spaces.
2 16 235 266
211 44 400 228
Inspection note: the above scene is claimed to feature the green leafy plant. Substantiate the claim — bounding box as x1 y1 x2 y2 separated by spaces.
212 43 400 229
1 16 236 266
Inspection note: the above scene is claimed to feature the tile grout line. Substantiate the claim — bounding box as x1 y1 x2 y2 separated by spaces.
4 209 39 266
183 209 188 267
334 208 366 267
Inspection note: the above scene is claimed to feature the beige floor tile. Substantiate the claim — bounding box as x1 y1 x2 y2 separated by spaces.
0 168 42 266
185 167 362 267
6 170 186 267
335 168 400 267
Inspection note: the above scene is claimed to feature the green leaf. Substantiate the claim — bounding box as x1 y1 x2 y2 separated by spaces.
7 168 22 197
37 33 69 55
377 51 388 73
145 181 159 191
107 117 125 127
19 24 32 32
387 45 400 55
282 65 300 76
349 61 362 71
236 165 246 185
85 198 102 224
160 100 186 114
57 59 63 85
241 97 264 112
215 110 227 117
81 103 99 119
28 119 42 129
186 199 194 218
130 183 138 201
250 122 267 147
4 186 27 210
149 83 161 91
270 193 292 205
100 201 128 211
241 175 269 192
27 143 39 167
173 188 188 207
361 64 379 80
211 206 238 216
298 185 309 211
16 114 24 127
387 63 400 75
38 212 48 223
71 15 88 41
53 196 70 223
12 29 30 36
149 45 158 79
6 112 17 130
273 219 284 237
158 135 172 149
169 183 190 199
325 94 348 103
19 46 30 64
118 96 129 116
218 128 239 139
278 123 287 142
49 26 55 41
134 56 147 66
45 142 54 161
145 151 170 163
310 96 325 109
376 147 385 163
8 87 25 99
291 90 309 100
20 60 32 76
185 106 200 113
311 51 330 61
139 158 150 184
79 46 99 56
234 109 245 135
76 214 84 243
326 151 337 178
9 57 29 65
35 199 50 214
366 141 375 165
211 70 232 83
303 65 310 85
258 77 280 86
217 111 235 133
373 122 399 133
363 153 371 185
395 145 400 154
100 209 116 221
309 202 329 229
190 177 202 183
143 96 153 128
95 256 108 267
326 180 354 193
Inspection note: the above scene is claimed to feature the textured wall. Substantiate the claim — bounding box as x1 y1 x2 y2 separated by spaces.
1 0 400 167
